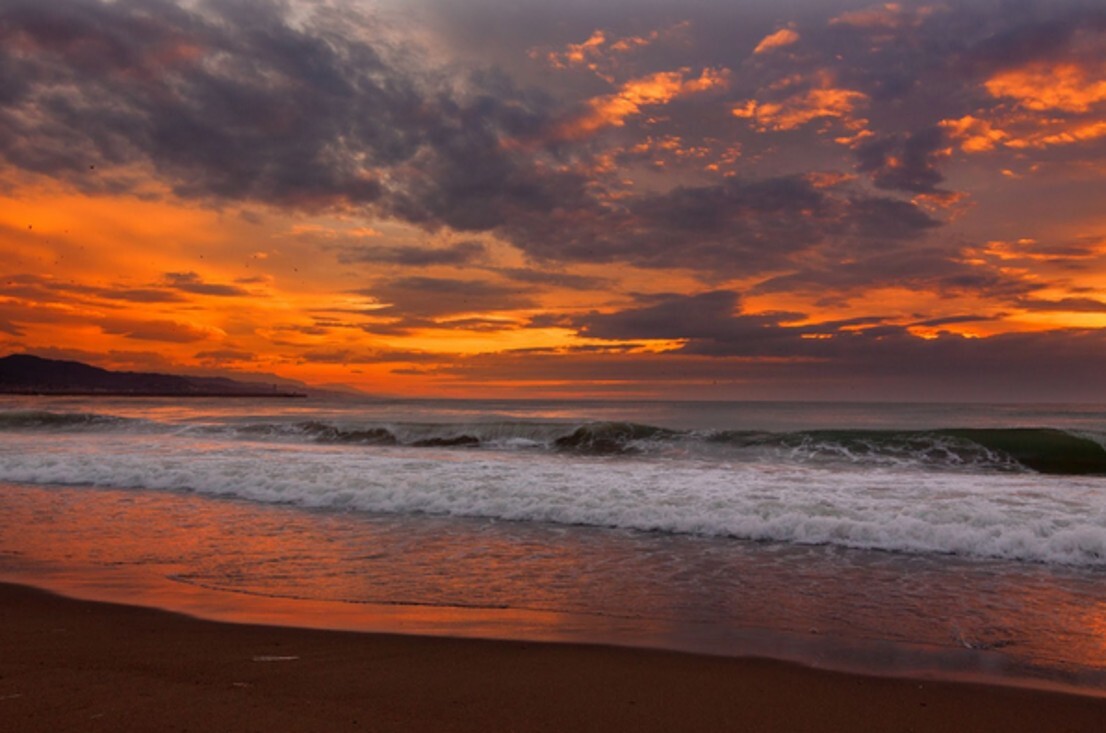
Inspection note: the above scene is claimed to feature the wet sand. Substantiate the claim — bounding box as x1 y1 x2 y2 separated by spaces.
2 582 1105 732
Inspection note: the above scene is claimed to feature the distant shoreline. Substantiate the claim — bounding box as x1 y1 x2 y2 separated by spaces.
0 390 306 398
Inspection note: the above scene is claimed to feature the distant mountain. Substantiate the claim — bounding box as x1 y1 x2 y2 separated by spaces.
0 354 305 397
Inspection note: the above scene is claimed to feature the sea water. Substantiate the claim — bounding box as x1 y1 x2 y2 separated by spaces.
1 396 1105 692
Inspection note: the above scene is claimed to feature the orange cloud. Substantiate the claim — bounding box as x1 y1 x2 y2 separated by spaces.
556 68 730 140
831 2 903 28
946 54 1106 152
985 62 1106 113
940 115 1008 152
942 113 1106 152
532 21 691 79
539 30 607 70
733 75 868 132
1008 120 1106 149
753 28 800 55
829 2 936 29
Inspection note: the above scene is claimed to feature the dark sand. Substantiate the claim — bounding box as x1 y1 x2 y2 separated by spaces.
2 581 1104 732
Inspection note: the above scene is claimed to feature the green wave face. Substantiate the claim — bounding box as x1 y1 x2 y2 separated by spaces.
939 428 1106 475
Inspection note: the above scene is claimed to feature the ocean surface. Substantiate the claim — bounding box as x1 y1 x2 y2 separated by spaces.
2 396 1106 692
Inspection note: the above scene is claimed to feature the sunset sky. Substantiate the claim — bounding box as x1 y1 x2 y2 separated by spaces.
3 0 1106 400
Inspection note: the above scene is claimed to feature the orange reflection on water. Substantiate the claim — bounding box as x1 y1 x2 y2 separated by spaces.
0 481 675 648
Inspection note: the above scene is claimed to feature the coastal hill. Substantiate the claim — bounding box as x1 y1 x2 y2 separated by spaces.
0 354 305 397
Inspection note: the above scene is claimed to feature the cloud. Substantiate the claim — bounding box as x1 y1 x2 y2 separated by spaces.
494 267 608 290
910 314 997 328
336 241 486 267
986 61 1106 113
423 327 1106 402
0 0 566 222
533 22 690 79
194 348 256 363
162 272 250 297
732 75 868 133
940 115 1008 152
752 245 1039 301
357 276 536 320
753 28 799 55
853 126 949 194
0 0 980 288
1 273 187 305
566 291 1106 400
554 67 729 140
1015 297 1106 313
100 317 213 343
0 318 24 336
829 3 929 30
500 174 941 276
577 291 803 347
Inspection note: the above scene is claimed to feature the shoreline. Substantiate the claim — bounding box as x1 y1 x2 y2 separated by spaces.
3 580 1106 732
8 562 1104 700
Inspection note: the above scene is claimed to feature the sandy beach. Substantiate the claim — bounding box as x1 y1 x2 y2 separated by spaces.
2 581 1104 732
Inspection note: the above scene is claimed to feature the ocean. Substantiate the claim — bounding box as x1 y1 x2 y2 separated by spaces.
2 396 1106 693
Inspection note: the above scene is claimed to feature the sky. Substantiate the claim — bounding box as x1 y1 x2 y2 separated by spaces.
2 0 1106 401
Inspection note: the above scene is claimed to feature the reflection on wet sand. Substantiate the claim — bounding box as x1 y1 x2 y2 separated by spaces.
2 481 1106 693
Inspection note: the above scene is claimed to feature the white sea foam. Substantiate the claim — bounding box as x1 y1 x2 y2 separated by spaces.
1 432 1105 566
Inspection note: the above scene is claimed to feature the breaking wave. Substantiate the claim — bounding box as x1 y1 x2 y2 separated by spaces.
3 410 1104 476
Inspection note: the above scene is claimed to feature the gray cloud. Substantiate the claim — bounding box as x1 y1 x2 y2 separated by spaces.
99 317 209 342
337 241 486 267
752 247 1042 301
1 273 187 305
358 276 536 320
494 267 609 290
422 327 1106 402
194 348 256 362
854 127 948 194
1015 297 1106 313
579 291 802 344
500 175 941 275
162 272 250 296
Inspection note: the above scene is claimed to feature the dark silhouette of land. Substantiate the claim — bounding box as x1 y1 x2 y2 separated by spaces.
0 354 305 397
